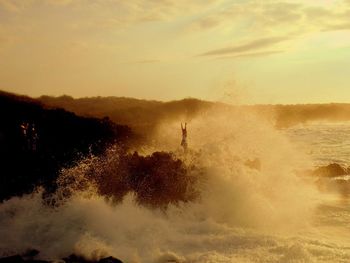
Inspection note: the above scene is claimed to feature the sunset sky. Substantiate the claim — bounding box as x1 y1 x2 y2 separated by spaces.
0 0 350 104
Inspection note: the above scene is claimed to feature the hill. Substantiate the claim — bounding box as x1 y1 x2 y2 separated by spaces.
38 95 216 136
38 95 350 131
0 91 133 201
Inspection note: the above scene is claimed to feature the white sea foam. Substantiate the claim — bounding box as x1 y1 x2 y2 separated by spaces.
0 110 349 262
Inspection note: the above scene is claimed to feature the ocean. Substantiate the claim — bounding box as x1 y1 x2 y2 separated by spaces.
285 122 350 167
0 114 349 263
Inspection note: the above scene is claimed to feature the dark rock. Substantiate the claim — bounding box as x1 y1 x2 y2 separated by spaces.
0 255 24 263
81 150 200 208
312 163 348 177
22 249 40 259
62 254 123 263
98 256 123 263
0 254 49 263
62 254 89 263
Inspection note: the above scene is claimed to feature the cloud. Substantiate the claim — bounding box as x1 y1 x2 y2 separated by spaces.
188 2 303 33
0 0 221 25
0 0 223 53
198 37 288 57
323 22 350 31
188 0 350 37
215 50 284 60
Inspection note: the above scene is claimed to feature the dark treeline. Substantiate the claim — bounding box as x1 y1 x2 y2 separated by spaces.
39 94 350 131
39 95 214 137
0 91 133 201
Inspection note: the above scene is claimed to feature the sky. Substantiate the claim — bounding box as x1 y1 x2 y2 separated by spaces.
0 0 350 104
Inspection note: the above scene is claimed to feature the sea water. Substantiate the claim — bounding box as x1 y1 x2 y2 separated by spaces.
0 113 349 263
284 122 350 167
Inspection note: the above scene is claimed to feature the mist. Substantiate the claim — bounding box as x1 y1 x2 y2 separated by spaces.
2 103 342 263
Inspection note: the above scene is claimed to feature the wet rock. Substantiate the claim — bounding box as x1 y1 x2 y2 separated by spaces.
0 255 23 263
98 256 123 263
0 254 48 263
22 249 40 260
312 163 348 177
63 255 123 263
0 253 123 263
63 254 89 263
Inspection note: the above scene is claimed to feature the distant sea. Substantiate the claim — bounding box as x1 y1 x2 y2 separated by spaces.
284 122 350 168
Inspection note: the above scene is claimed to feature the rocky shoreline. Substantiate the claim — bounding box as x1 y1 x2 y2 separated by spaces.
0 250 123 263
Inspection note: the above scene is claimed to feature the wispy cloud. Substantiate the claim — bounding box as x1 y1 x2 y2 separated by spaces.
323 22 350 31
215 50 284 60
188 0 350 36
198 37 288 57
187 2 303 33
0 0 221 26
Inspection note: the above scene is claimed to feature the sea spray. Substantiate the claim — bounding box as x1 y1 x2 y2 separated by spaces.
1 108 348 262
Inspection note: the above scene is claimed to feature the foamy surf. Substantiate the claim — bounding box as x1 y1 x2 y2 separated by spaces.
0 190 348 263
0 110 349 262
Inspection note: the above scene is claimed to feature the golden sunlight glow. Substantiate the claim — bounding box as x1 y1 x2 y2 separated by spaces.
0 0 350 103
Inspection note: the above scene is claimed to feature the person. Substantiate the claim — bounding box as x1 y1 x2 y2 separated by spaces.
20 122 30 151
181 122 188 151
31 123 38 151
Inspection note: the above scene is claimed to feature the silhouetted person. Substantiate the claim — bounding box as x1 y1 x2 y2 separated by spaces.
20 122 38 152
31 123 38 151
20 122 30 151
181 122 187 151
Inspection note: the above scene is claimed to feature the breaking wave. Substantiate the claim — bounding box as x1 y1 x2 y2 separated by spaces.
0 108 349 262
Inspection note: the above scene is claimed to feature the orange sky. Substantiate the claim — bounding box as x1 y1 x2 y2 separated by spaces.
1 0 350 104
